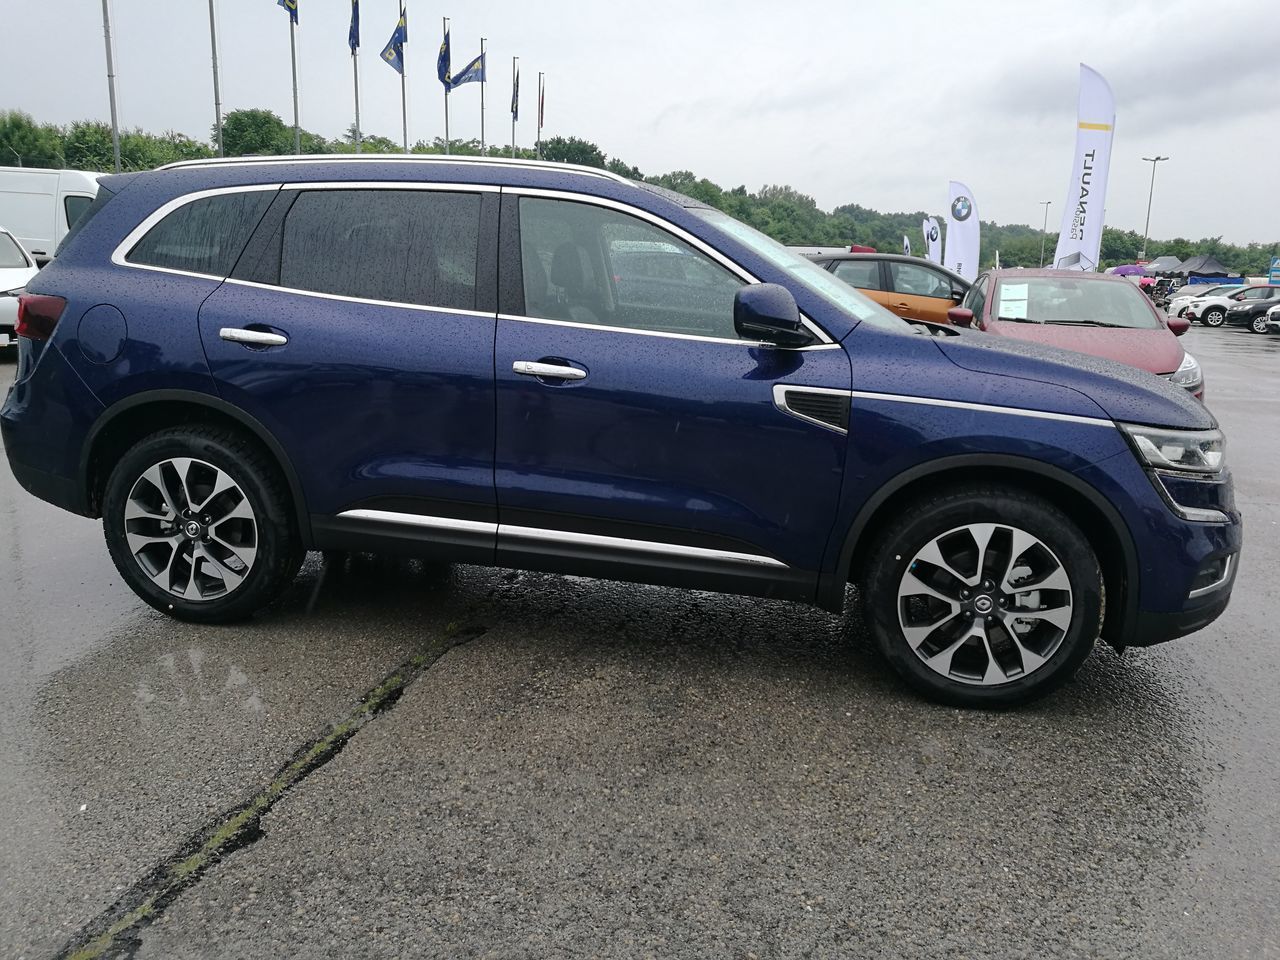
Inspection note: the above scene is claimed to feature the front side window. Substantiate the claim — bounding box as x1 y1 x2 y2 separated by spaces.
889 261 953 299
519 197 743 338
832 259 883 291
1237 288 1265 300
128 190 274 277
0 231 30 269
279 189 480 310
64 195 94 229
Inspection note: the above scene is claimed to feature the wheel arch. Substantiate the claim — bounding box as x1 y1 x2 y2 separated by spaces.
81 389 312 545
821 454 1139 647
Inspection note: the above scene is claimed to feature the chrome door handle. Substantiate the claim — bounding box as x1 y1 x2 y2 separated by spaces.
219 327 288 347
513 360 587 380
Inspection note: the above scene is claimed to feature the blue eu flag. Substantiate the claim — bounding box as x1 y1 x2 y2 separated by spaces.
348 0 359 52
451 52 484 89
437 29 451 89
381 9 407 75
277 0 298 25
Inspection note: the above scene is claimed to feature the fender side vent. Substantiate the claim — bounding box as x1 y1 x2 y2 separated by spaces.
779 389 850 432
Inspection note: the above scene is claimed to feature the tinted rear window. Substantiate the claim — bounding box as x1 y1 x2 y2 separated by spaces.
277 189 481 310
128 190 275 277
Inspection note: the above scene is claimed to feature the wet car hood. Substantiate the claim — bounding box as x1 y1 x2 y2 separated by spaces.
935 328 1214 430
982 321 1184 376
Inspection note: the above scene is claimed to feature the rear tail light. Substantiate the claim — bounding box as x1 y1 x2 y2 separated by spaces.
15 294 67 342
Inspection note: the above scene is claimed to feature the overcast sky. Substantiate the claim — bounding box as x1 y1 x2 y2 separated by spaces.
4 0 1275 244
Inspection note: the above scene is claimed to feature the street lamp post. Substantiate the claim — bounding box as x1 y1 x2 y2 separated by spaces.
1140 156 1169 262
1038 200 1052 267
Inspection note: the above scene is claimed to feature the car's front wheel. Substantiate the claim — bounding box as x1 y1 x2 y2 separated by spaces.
103 425 303 622
862 485 1103 708
1250 314 1269 334
1202 307 1226 327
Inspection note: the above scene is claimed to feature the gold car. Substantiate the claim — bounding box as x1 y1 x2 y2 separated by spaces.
812 253 970 324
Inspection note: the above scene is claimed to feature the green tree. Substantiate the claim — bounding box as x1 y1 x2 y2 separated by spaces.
220 109 291 156
0 110 64 167
541 135 606 168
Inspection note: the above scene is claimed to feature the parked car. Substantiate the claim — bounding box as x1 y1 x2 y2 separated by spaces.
1184 284 1280 327
809 252 969 324
1224 295 1280 334
1165 282 1239 318
0 167 102 265
948 269 1204 399
2 156 1240 708
0 227 39 351
1265 303 1280 335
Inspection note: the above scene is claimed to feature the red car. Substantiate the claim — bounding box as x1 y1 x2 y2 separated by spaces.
947 268 1202 399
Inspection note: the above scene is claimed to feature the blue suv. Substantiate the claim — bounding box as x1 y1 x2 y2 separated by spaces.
1 156 1241 706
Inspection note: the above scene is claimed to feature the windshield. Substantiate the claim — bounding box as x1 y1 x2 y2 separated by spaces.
0 231 30 269
690 208 911 334
992 276 1161 329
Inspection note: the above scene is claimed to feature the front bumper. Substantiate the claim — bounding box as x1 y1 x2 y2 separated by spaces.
1224 310 1257 327
1126 552 1238 647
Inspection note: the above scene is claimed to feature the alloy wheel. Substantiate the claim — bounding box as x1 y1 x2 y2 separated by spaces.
1251 315 1268 334
123 457 258 601
1204 309 1225 327
897 522 1074 686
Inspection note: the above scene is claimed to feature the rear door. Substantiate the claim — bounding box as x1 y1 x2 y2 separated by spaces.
828 258 894 312
197 183 500 559
885 260 960 323
491 190 851 599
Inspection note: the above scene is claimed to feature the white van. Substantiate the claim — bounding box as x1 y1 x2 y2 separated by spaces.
0 167 103 264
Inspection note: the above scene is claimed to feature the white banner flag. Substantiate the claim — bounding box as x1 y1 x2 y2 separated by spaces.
902 234 911 257
1052 64 1115 271
943 182 979 281
922 217 942 264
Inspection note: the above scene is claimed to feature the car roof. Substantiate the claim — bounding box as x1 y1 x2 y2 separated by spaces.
812 252 968 283
155 153 710 208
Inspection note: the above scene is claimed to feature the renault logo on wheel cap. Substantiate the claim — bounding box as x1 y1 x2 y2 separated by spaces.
973 595 993 614
185 520 202 538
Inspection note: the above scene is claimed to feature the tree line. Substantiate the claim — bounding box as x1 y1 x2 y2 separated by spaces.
3 109 1275 275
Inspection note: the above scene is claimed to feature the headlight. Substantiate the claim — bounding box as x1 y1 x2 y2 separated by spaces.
1169 352 1203 392
1121 423 1224 474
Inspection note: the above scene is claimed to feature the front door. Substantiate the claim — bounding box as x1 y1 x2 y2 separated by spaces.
492 192 851 600
197 184 499 559
885 259 961 323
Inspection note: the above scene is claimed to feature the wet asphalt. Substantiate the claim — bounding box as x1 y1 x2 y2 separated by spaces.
1 326 1277 959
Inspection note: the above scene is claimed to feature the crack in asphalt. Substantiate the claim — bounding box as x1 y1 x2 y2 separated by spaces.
55 620 488 960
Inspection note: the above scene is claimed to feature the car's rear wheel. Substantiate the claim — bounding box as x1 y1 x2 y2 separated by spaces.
103 426 302 622
1202 307 1226 327
861 485 1103 708
1250 314 1269 334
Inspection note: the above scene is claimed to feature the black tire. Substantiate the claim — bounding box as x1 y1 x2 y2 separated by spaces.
1202 307 1226 327
860 485 1103 708
103 425 303 623
1250 314 1269 334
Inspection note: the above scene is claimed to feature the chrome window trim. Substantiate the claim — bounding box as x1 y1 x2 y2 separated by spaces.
223 277 496 319
109 183 282 273
847 390 1115 427
335 510 788 569
1188 553 1234 598
504 186 834 346
158 153 630 183
496 312 839 350
771 384 850 434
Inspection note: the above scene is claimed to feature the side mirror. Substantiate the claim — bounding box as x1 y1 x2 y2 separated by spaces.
947 307 975 328
1167 315 1190 337
951 288 965 303
733 283 811 347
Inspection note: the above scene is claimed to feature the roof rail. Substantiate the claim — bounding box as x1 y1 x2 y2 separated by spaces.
156 153 630 184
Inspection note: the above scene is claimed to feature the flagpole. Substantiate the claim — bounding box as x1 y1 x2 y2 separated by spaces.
442 17 450 156
510 56 517 158
288 16 301 153
352 47 361 153
479 37 486 155
400 2 409 153
100 0 121 172
536 71 543 160
208 0 223 156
